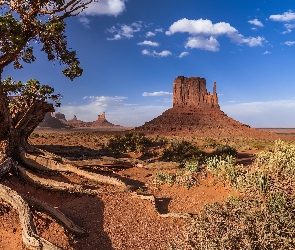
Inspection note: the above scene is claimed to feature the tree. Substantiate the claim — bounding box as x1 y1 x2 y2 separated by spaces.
0 1 130 249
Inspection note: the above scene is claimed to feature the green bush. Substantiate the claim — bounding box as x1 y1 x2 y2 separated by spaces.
178 195 295 250
215 144 238 157
174 140 295 249
107 132 152 154
162 141 204 163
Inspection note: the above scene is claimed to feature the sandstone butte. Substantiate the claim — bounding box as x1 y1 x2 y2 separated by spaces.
39 112 120 128
136 76 277 139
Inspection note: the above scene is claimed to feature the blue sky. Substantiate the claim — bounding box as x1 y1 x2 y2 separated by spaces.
3 0 295 127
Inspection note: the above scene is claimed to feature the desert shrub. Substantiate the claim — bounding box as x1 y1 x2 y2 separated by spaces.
206 155 238 186
153 160 203 189
202 137 219 148
107 132 152 154
178 195 295 250
162 141 204 163
153 171 176 186
174 140 295 249
214 144 237 157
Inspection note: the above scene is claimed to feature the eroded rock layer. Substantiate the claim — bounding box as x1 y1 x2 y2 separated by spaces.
136 76 277 138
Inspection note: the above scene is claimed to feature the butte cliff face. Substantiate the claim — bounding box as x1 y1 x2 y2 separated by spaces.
39 112 120 128
136 76 276 138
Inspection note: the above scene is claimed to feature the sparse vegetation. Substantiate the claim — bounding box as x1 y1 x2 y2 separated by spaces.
214 144 238 157
175 140 295 249
162 141 204 162
107 132 152 154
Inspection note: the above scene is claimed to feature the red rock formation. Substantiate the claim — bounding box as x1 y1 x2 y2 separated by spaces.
173 76 219 108
39 113 71 128
136 76 277 138
39 112 121 128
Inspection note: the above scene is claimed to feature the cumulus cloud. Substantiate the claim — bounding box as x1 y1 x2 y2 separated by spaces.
57 95 170 127
269 10 295 22
146 31 156 37
185 36 220 51
81 0 126 16
178 52 189 58
142 49 172 57
248 19 264 27
137 40 160 46
270 11 295 33
221 99 295 128
106 21 142 40
263 51 271 54
283 41 295 46
166 18 266 51
142 91 172 97
166 18 238 36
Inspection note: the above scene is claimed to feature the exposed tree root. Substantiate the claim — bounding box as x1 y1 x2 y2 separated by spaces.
132 193 192 219
17 165 100 196
0 184 61 250
21 152 132 190
22 195 88 237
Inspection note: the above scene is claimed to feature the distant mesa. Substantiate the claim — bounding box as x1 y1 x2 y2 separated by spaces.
39 112 122 128
136 76 277 138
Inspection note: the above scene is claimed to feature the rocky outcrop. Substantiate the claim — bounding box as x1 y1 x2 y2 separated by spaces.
39 112 121 128
39 113 71 128
136 76 277 138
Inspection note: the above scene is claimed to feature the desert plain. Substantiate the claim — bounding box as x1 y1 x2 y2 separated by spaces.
0 127 293 250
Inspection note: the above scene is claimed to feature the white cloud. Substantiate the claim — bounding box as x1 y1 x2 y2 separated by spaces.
107 34 121 40
263 51 271 54
178 52 189 58
155 28 163 32
146 31 156 37
166 18 266 51
80 0 126 16
282 29 292 34
221 99 295 128
142 49 172 57
285 23 295 29
166 18 237 36
243 36 266 47
269 10 295 22
154 50 172 57
248 19 264 27
270 11 295 33
137 40 160 47
185 36 220 52
251 27 257 31
106 21 142 40
58 95 171 127
142 49 150 55
283 41 295 46
78 16 91 28
142 91 172 97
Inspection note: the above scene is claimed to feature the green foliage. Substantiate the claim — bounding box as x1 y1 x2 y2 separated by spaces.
3 77 62 110
214 144 238 157
162 141 204 162
206 155 237 185
179 196 295 250
107 132 152 154
0 0 91 79
175 140 295 249
153 172 176 186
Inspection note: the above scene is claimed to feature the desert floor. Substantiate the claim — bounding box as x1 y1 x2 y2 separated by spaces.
0 127 293 250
